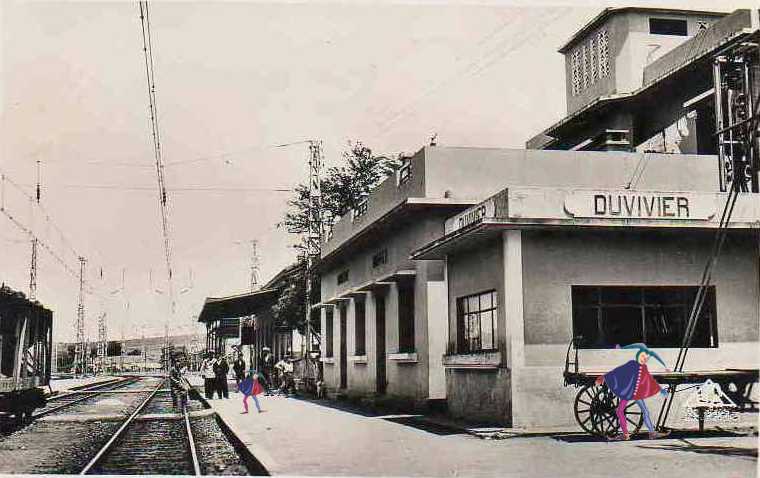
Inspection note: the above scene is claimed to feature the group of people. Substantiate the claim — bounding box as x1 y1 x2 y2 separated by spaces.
198 347 299 415
201 352 231 399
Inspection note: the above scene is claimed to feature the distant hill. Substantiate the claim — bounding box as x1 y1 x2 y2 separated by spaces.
57 333 202 352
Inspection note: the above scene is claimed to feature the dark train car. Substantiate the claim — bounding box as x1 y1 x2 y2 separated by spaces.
0 285 53 420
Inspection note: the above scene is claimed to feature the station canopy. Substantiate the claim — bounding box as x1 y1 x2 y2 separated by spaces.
197 288 279 323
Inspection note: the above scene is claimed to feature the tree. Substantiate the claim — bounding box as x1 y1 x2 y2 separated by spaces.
279 141 401 242
270 260 321 335
271 267 307 334
275 141 394 339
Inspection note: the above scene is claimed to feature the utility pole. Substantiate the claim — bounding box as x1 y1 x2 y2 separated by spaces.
249 240 260 292
75 257 86 378
29 238 38 301
97 312 107 375
304 141 323 367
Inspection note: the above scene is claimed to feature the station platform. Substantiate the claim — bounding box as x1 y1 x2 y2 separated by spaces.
48 375 120 393
186 375 758 477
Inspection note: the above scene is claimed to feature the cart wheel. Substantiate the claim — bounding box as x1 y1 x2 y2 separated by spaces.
574 384 643 437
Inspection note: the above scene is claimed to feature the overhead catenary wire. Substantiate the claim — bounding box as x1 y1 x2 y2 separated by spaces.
138 1 174 291
10 183 293 193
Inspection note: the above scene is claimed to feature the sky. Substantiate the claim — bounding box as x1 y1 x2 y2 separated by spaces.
0 0 754 342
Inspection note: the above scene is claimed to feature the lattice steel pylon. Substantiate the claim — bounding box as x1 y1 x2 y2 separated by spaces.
75 257 87 377
304 141 323 361
97 312 107 373
713 39 760 192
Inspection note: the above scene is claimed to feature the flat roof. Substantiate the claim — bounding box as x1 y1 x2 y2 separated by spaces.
317 197 478 271
198 288 279 323
558 7 727 53
412 187 760 260
533 12 755 144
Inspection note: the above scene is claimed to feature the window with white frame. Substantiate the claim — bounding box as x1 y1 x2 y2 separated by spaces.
456 290 498 354
352 199 368 221
397 162 412 186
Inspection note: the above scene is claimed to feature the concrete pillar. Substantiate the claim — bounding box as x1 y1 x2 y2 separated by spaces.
365 291 378 394
346 299 355 389
502 230 525 426
426 280 448 400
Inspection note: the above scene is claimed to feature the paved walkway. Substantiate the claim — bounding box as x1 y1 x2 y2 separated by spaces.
191 378 757 477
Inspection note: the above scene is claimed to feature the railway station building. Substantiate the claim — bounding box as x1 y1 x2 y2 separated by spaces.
317 6 760 427
314 147 527 405
411 151 759 427
411 7 760 427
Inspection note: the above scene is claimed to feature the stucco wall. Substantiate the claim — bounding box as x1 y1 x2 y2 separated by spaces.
446 237 505 357
322 148 426 257
444 237 511 424
566 13 627 115
425 148 718 194
319 214 454 400
445 368 512 426
521 229 758 349
513 228 759 428
564 10 725 114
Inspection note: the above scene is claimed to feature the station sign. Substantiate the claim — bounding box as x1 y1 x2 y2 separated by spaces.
445 198 496 235
564 190 716 220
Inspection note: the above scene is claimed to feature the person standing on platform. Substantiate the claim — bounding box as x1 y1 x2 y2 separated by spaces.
233 353 246 392
239 370 265 414
261 347 273 394
215 355 230 399
201 353 216 400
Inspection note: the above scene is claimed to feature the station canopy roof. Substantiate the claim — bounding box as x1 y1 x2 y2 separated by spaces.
197 288 279 323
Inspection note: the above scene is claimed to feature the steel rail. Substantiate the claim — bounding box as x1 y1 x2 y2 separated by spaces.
79 379 165 475
33 377 139 419
183 402 202 476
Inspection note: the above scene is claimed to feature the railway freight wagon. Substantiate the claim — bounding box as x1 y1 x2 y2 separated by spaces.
0 285 52 421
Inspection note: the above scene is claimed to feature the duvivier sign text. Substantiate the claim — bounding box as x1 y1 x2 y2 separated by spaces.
445 198 496 234
564 191 716 220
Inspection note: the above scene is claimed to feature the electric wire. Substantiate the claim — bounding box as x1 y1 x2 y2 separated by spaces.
138 0 175 302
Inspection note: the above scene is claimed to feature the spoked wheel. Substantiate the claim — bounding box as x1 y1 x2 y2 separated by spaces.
574 383 643 437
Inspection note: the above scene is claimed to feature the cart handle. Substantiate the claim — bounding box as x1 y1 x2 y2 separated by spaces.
564 336 583 376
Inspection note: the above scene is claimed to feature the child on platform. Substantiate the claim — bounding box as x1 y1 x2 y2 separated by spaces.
239 370 265 414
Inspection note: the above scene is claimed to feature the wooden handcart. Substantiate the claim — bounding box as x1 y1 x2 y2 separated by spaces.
563 338 759 437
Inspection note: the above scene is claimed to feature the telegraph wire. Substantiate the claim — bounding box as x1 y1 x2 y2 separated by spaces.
372 8 570 139
11 183 293 193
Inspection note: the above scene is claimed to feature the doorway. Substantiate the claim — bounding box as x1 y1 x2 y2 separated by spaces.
375 293 387 395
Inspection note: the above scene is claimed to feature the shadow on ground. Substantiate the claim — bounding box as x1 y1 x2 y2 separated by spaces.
291 397 468 436
636 439 757 459
552 428 756 444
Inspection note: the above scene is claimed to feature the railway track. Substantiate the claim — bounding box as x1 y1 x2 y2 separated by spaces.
0 376 255 475
33 377 140 419
79 379 202 476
